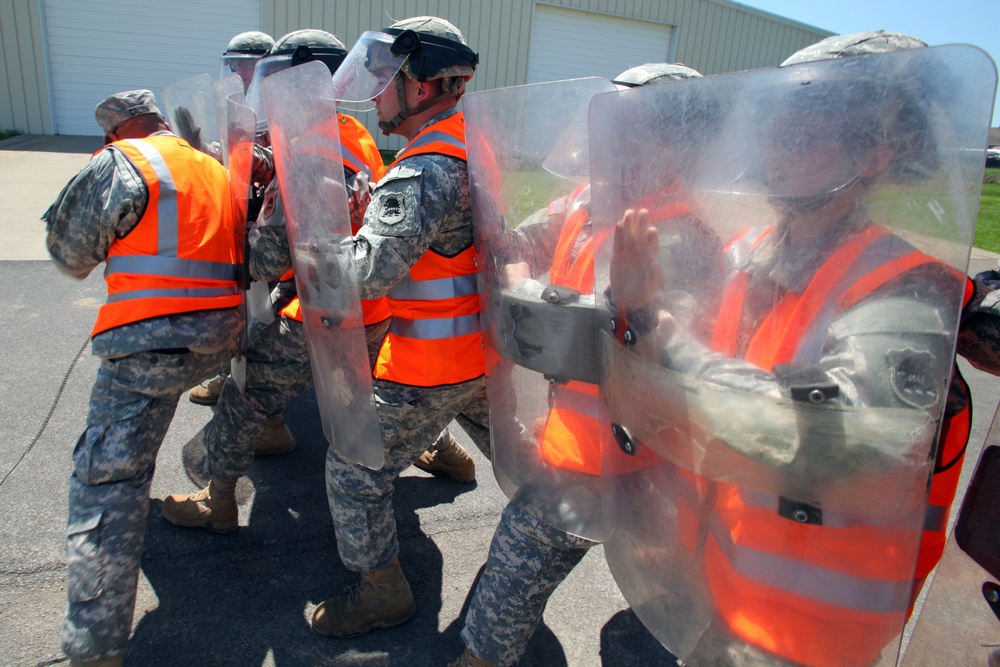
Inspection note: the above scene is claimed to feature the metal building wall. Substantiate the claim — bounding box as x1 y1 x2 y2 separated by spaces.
0 0 51 135
531 0 829 75
261 0 829 81
261 0 536 151
0 0 830 137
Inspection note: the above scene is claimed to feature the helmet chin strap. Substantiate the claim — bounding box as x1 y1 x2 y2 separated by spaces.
377 72 453 136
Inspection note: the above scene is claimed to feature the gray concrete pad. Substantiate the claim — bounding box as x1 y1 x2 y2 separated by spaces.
2 135 998 667
0 134 103 262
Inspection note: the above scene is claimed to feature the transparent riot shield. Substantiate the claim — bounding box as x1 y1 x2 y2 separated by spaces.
225 97 256 393
161 73 222 160
899 402 1000 666
217 77 274 328
591 45 997 666
212 75 244 164
262 61 383 469
464 77 618 541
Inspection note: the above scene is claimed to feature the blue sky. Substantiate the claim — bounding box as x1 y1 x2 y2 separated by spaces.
743 0 999 128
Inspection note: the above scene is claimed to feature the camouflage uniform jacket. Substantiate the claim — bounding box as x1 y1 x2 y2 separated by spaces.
43 131 241 358
353 108 473 300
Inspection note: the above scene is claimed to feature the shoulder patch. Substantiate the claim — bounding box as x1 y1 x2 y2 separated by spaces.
887 348 940 409
378 194 406 225
547 196 568 217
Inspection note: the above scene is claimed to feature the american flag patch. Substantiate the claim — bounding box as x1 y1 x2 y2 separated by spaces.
548 196 568 216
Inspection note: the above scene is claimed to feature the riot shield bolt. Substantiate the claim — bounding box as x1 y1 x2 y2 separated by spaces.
808 389 825 404
321 317 334 327
791 508 810 523
611 424 636 456
609 318 617 332
623 330 635 345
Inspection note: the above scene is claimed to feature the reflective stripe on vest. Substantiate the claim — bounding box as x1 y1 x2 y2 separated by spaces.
375 235 484 386
92 135 240 335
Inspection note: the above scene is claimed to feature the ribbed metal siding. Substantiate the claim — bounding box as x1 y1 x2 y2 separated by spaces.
0 0 830 137
43 0 262 136
527 5 672 83
537 0 830 74
0 0 50 134
262 0 535 152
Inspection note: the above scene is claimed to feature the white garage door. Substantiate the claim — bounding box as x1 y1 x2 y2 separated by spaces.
43 0 261 136
527 5 673 84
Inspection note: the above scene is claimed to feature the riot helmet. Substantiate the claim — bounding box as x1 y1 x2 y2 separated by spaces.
754 32 933 216
220 31 275 92
612 62 703 89
333 17 478 135
543 64 705 183
245 29 348 139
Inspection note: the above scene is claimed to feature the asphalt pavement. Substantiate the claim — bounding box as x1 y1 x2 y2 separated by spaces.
0 134 998 667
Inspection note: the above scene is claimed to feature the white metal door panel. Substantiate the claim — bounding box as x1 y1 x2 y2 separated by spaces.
527 5 673 84
43 0 261 135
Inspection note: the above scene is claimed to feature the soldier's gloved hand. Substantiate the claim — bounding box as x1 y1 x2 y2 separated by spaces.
252 144 275 186
173 107 203 152
347 171 372 227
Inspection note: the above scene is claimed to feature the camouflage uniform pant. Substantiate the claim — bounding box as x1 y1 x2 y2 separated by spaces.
325 376 491 571
460 501 596 666
63 347 232 661
204 310 390 481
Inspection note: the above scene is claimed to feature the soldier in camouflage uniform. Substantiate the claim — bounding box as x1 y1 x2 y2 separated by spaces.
187 30 276 405
776 28 1000 619
161 29 475 537
449 63 710 667
597 31 1000 666
44 91 241 667
308 16 491 639
161 29 392 531
219 30 275 93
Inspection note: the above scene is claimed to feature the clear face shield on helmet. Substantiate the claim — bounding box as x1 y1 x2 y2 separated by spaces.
712 64 905 219
331 31 407 112
756 76 887 216
220 53 262 92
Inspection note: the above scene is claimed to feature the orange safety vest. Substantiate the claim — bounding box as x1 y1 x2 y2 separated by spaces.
539 186 696 475
279 113 391 326
703 224 964 667
373 112 485 387
92 135 240 336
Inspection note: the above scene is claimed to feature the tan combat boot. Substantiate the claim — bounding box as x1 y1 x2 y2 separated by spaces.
253 413 296 456
161 477 238 533
311 555 416 637
447 649 497 667
414 430 476 483
188 371 228 405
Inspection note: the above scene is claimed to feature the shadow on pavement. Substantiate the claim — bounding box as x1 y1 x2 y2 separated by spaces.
599 609 677 666
128 392 480 666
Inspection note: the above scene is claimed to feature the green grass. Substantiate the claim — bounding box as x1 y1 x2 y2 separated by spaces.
0 128 23 141
975 169 1000 252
